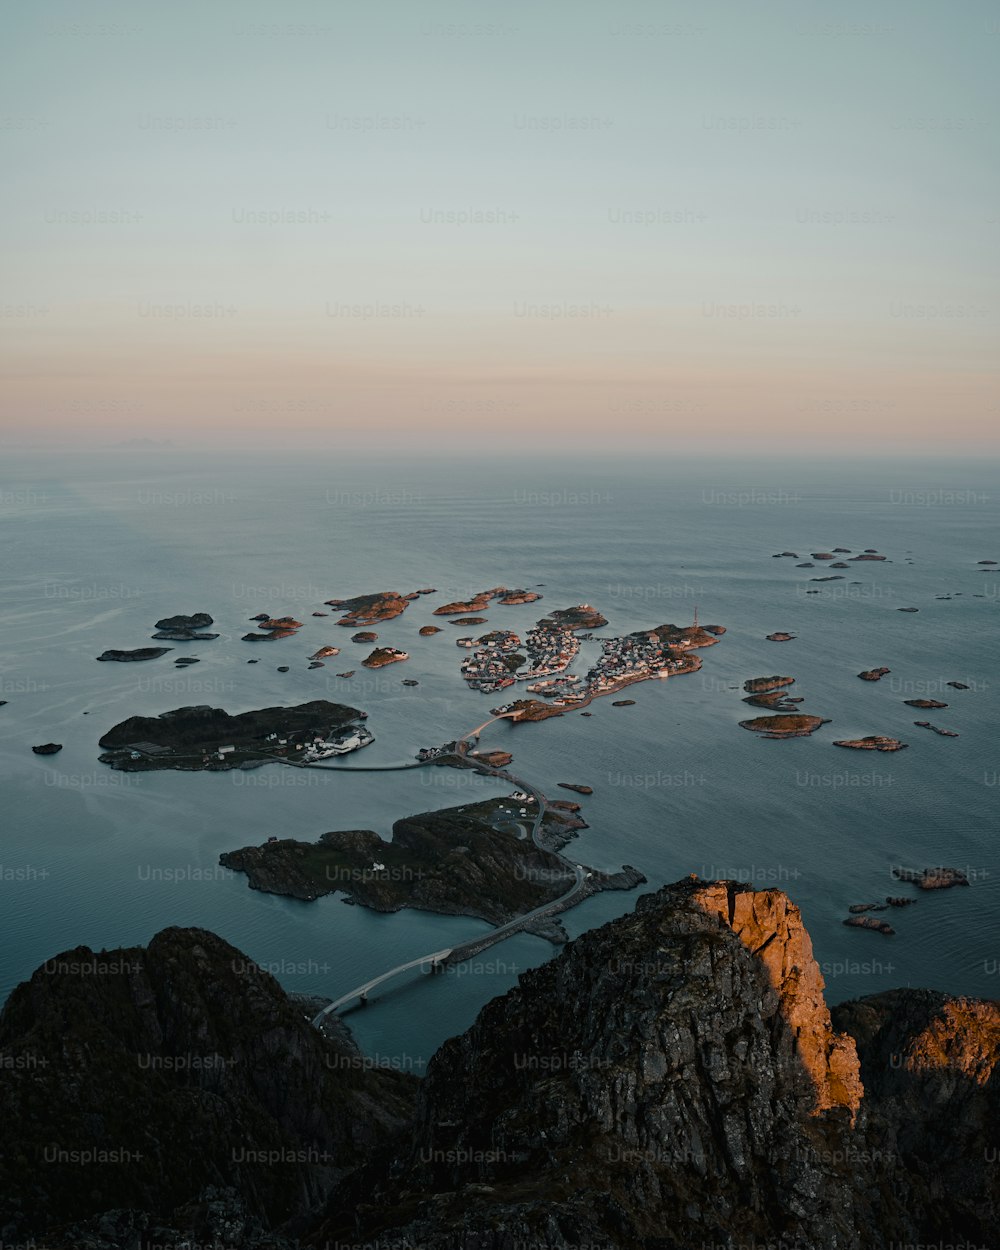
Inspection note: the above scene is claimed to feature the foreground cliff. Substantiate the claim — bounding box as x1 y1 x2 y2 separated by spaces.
1 886 997 1249
0 927 415 1247
311 879 999 1249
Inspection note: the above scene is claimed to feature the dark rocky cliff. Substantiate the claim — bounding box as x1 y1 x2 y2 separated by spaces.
1 884 997 1249
311 878 999 1250
0 927 415 1246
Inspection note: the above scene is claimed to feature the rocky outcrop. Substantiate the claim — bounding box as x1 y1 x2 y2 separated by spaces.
892 866 969 890
31 742 62 754
858 667 890 681
832 990 1000 1243
362 647 409 668
0 928 416 1242
97 647 173 662
311 880 1000 1248
834 736 908 751
326 591 414 627
314 880 873 1248
740 713 828 738
151 612 218 641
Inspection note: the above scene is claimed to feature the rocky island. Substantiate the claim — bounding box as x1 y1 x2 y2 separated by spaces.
221 798 644 937
858 667 890 681
151 612 218 641
914 721 959 736
892 866 969 889
242 616 303 641
97 647 173 662
97 699 365 771
833 735 908 751
766 631 796 641
742 675 803 710
739 713 829 739
326 591 416 627
362 646 409 668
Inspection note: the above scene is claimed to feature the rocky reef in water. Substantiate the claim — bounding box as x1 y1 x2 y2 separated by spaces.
1 883 998 1248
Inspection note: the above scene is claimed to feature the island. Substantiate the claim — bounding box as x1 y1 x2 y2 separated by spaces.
739 714 829 739
32 743 62 755
362 647 409 669
904 699 947 709
539 604 609 631
892 866 969 890
151 612 218 641
325 591 416 627
351 632 378 643
434 588 502 615
849 553 887 561
97 647 173 662
489 698 565 723
461 611 718 706
742 677 803 711
844 916 895 935
833 736 907 751
947 681 970 690
558 783 593 795
858 668 890 682
243 616 303 641
766 632 796 642
419 626 442 636
97 700 367 771
497 588 543 605
219 797 645 938
310 646 340 660
913 722 959 737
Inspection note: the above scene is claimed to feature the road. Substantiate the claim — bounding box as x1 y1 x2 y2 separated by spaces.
300 710 590 1022
310 865 587 1024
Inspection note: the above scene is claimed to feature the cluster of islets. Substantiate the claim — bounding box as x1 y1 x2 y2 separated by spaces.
843 867 970 936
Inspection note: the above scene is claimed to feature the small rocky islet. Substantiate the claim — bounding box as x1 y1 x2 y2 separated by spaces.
151 611 219 641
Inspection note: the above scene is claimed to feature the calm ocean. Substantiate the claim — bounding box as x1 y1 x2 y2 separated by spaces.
1 450 997 1064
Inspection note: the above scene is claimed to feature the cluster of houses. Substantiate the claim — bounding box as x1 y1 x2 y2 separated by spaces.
583 633 685 697
459 623 581 694
301 726 375 760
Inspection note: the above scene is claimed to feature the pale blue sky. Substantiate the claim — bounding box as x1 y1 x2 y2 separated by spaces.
2 0 998 450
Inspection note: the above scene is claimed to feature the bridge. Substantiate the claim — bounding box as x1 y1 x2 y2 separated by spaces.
310 865 586 1025
301 707 588 1024
311 949 453 1023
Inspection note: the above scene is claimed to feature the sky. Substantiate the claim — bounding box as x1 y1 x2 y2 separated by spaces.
1 0 998 455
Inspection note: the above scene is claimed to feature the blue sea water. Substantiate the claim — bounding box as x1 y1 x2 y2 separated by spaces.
0 449 997 1065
